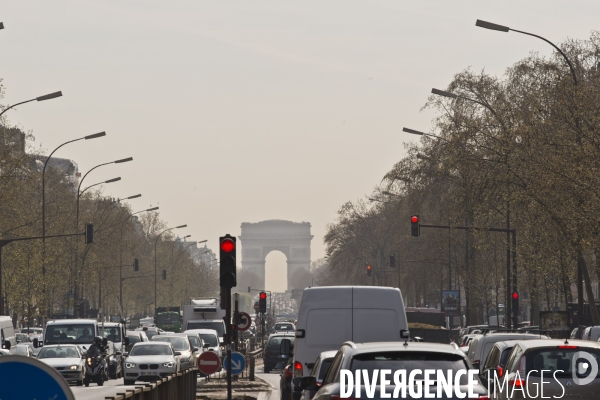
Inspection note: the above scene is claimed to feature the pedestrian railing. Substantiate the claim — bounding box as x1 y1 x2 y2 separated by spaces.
103 367 197 400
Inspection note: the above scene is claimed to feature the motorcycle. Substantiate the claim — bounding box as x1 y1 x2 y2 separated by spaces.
84 353 108 386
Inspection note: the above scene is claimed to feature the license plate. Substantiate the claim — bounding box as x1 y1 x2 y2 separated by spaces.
141 372 157 375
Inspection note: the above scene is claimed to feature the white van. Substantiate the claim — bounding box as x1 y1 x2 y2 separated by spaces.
0 316 16 349
292 286 408 378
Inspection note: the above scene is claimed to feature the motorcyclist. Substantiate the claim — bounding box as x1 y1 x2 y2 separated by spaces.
87 336 106 357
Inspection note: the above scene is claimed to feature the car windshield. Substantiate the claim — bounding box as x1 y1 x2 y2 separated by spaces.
349 352 471 385
274 324 293 330
199 334 218 347
37 346 80 359
139 328 158 339
187 322 224 337
130 344 173 356
157 313 180 324
186 335 201 348
22 328 43 334
526 348 600 378
128 335 141 345
318 358 334 381
151 336 189 351
99 326 122 341
45 324 95 345
11 346 28 356
268 336 295 347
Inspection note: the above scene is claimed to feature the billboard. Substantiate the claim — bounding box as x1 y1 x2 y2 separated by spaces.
441 290 460 316
540 311 570 331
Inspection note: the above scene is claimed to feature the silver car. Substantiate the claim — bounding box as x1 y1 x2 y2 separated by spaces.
150 335 195 370
123 342 180 384
37 344 86 386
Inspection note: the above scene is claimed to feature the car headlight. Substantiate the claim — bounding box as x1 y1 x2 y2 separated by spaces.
87 358 93 365
163 362 175 368
69 365 79 370
125 363 136 368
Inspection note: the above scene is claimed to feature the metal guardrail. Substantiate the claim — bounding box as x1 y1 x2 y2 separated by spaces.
104 367 197 400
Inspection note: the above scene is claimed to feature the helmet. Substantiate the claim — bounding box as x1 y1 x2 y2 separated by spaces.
94 336 103 345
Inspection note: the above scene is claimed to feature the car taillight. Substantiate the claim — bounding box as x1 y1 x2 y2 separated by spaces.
497 366 504 378
509 379 525 388
293 361 303 378
558 345 578 349
478 396 490 400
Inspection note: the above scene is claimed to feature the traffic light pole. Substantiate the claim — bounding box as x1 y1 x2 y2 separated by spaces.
417 222 517 329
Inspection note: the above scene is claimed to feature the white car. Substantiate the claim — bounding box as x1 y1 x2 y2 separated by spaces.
37 344 86 386
184 329 221 358
123 342 180 384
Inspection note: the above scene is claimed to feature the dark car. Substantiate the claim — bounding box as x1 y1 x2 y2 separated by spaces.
280 357 293 400
264 333 295 373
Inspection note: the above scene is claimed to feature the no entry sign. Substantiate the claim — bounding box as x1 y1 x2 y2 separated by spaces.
197 351 221 375
238 312 251 331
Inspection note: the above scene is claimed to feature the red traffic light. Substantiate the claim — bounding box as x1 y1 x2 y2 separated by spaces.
512 292 519 300
220 238 235 253
366 265 372 271
259 292 267 300
411 215 419 223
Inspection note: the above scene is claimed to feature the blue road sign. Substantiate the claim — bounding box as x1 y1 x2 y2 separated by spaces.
222 351 246 375
0 355 75 400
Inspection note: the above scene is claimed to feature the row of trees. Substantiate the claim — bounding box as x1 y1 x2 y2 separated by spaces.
320 32 600 325
0 79 218 324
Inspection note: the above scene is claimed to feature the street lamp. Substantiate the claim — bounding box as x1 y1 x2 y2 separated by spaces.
0 91 62 117
115 194 141 203
76 177 122 227
154 225 187 311
182 234 192 241
475 20 577 85
402 127 442 140
41 131 106 277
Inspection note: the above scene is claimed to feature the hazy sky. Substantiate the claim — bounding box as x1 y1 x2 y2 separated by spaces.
2 1 598 292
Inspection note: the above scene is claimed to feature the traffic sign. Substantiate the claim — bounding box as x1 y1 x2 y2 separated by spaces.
222 351 246 375
0 356 75 400
254 302 260 311
197 351 221 375
238 312 251 331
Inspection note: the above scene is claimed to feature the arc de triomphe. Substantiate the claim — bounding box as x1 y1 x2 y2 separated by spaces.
239 220 313 290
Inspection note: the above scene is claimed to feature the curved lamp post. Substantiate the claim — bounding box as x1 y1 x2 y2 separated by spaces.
0 91 62 117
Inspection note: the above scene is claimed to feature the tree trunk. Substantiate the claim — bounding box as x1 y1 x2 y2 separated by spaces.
578 250 599 324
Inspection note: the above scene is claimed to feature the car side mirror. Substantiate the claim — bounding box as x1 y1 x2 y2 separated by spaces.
82 346 87 350
400 329 410 339
124 338 130 347
306 363 315 370
4 341 11 351
280 339 292 357
33 338 39 348
116 351 122 356
123 352 128 357
192 348 198 353
174 351 182 356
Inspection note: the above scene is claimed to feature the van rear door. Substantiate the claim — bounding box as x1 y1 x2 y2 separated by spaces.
352 288 402 342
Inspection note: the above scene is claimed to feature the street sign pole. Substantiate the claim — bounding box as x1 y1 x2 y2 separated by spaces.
234 293 239 352
224 286 232 400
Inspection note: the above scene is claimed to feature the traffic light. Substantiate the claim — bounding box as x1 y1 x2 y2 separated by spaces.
367 265 372 277
134 258 139 271
259 291 267 313
511 292 519 315
219 234 237 288
411 215 420 237
162 270 167 280
390 254 396 268
85 223 94 244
